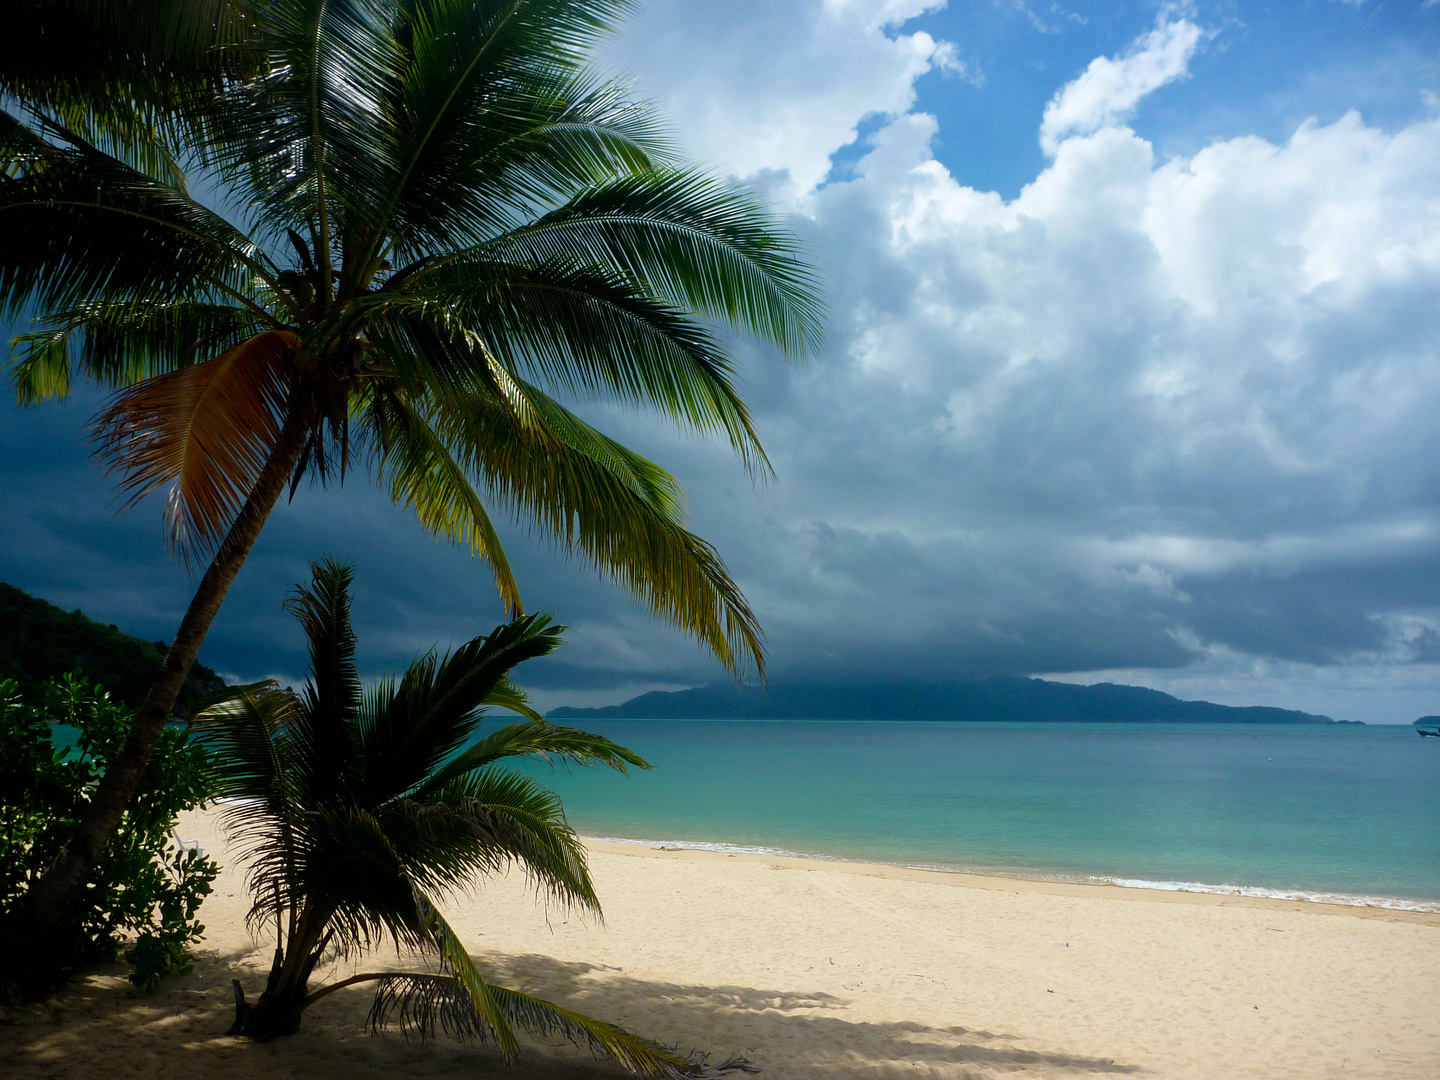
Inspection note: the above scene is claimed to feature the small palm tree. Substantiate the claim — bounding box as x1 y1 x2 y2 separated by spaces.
196 558 749 1076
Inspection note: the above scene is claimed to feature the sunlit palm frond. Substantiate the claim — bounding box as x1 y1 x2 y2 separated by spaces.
7 329 70 403
486 169 824 357
361 391 522 610
427 388 765 676
477 676 542 722
413 258 768 471
390 766 599 909
93 330 296 557
422 718 648 793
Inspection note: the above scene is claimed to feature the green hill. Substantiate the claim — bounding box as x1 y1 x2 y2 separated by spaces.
548 677 1351 724
0 581 228 718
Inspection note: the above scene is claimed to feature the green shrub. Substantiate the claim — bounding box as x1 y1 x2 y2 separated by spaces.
0 673 218 991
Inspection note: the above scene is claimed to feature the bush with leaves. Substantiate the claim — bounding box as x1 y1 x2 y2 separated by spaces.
0 673 218 990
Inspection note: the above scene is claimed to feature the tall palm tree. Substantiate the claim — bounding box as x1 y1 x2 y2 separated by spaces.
197 558 750 1076
0 0 822 989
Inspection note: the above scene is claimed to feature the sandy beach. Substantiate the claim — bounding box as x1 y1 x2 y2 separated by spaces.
5 807 1437 1080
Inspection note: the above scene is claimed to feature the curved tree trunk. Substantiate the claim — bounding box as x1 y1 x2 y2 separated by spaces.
0 414 309 1002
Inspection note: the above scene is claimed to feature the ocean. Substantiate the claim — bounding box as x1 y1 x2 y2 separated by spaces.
513 720 1440 910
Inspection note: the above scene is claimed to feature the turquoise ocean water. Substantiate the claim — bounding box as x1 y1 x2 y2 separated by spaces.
512 721 1440 909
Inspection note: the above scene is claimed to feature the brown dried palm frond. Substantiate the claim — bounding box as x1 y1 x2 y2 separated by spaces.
93 330 296 558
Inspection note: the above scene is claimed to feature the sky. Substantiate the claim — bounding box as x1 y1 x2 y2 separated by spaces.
5 0 1440 722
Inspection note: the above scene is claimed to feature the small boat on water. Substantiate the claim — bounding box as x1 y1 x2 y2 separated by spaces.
1414 715 1440 736
1419 727 1440 738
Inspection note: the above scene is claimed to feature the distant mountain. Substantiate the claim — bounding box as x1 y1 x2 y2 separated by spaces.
0 581 228 718
548 677 1353 724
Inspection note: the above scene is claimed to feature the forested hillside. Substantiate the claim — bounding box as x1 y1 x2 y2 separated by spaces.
0 582 227 717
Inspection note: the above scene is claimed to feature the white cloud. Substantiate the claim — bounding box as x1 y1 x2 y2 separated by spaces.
599 0 959 198
1039 16 1203 154
623 95 1440 719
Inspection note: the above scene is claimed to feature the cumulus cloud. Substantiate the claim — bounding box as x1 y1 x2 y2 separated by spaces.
1039 16 1203 154
597 0 959 197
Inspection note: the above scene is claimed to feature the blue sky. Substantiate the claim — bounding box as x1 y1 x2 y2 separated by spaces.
6 0 1440 721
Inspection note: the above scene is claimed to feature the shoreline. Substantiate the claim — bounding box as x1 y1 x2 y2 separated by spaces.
581 833 1440 917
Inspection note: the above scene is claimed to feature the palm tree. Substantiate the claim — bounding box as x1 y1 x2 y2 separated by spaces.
195 559 749 1076
0 0 821 989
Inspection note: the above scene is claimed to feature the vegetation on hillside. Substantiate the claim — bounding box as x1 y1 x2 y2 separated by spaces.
0 582 227 718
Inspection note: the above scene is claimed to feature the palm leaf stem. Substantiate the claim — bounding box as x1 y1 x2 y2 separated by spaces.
359 0 526 277
306 1 333 296
303 970 393 1007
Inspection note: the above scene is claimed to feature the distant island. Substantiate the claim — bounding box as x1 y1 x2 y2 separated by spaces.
548 677 1358 724
0 581 228 717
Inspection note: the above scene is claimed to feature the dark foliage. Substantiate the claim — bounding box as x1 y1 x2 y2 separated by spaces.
0 582 228 718
0 673 218 990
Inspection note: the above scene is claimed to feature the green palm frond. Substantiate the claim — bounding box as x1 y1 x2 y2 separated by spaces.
9 299 262 403
485 169 824 357
284 558 364 807
0 110 274 317
362 391 522 610
408 259 768 471
372 902 756 1077
422 718 648 793
423 385 765 676
355 613 565 805
381 770 598 911
191 680 307 936
479 676 543 722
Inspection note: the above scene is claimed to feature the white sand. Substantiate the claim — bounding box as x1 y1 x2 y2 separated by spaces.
4 807 1437 1079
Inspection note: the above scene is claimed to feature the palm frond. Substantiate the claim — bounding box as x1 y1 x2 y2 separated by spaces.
385 767 599 910
190 680 307 936
285 557 364 807
409 258 769 472
355 613 565 805
478 676 542 722
485 169 824 358
425 385 765 677
361 390 522 611
92 330 296 558
9 299 262 404
0 109 273 318
7 328 71 403
423 718 648 793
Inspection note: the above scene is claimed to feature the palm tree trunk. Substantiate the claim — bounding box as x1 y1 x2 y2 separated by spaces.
0 413 309 1002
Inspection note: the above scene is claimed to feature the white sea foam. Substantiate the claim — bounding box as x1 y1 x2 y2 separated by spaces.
583 835 1440 913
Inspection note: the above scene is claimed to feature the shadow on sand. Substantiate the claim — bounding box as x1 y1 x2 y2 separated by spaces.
1 945 1141 1080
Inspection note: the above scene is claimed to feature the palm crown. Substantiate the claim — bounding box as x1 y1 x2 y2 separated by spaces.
2 0 822 674
197 558 749 1076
